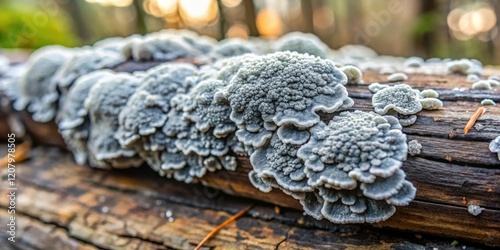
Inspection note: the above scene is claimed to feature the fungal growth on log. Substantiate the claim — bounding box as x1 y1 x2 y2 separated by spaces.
295 111 415 223
55 48 125 90
0 30 429 226
274 32 329 58
387 73 408 82
13 46 72 122
368 82 389 93
408 140 422 156
85 73 144 168
217 51 353 148
472 80 492 90
211 38 259 59
490 136 500 160
371 84 422 126
481 99 496 105
340 65 363 84
121 30 216 62
57 70 115 165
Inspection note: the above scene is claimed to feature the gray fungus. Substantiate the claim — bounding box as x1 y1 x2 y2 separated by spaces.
7 31 421 225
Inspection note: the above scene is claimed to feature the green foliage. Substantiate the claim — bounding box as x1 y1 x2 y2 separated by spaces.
0 3 80 49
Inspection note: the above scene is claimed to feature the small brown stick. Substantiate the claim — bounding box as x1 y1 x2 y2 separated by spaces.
195 205 253 250
463 107 486 134
0 140 31 168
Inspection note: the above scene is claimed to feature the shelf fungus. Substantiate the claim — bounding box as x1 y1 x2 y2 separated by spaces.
372 84 422 126
490 136 500 160
121 30 215 62
211 38 259 59
250 132 313 194
57 70 115 165
13 45 72 122
340 65 363 84
217 51 353 147
8 31 422 225
420 89 439 98
419 98 443 110
446 59 477 75
472 80 492 90
116 63 199 148
55 48 125 90
480 99 496 106
85 73 144 168
387 73 408 82
368 83 389 93
274 32 329 58
293 111 415 223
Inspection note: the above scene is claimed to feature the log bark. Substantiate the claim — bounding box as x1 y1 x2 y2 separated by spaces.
0 147 492 250
1 64 500 248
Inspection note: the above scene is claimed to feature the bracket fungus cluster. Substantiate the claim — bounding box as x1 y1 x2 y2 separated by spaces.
490 136 500 160
0 30 421 224
370 84 443 126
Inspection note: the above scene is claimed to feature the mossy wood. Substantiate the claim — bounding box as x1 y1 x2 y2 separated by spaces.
1 63 499 248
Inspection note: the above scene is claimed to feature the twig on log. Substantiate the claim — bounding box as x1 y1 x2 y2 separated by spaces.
0 140 31 168
195 205 253 250
464 107 486 134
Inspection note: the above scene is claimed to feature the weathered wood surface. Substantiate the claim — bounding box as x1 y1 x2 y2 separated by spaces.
0 147 490 250
1 63 500 248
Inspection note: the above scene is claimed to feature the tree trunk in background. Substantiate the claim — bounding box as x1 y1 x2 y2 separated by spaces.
243 0 259 36
417 0 437 58
492 0 500 65
59 0 92 43
300 0 314 33
132 0 147 35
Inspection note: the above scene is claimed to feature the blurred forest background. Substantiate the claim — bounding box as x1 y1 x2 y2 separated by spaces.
1 0 499 64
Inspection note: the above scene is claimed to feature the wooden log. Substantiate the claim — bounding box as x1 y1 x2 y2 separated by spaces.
1 65 500 247
0 147 491 249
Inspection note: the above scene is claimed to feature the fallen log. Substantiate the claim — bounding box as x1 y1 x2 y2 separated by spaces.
1 64 500 248
0 147 494 249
